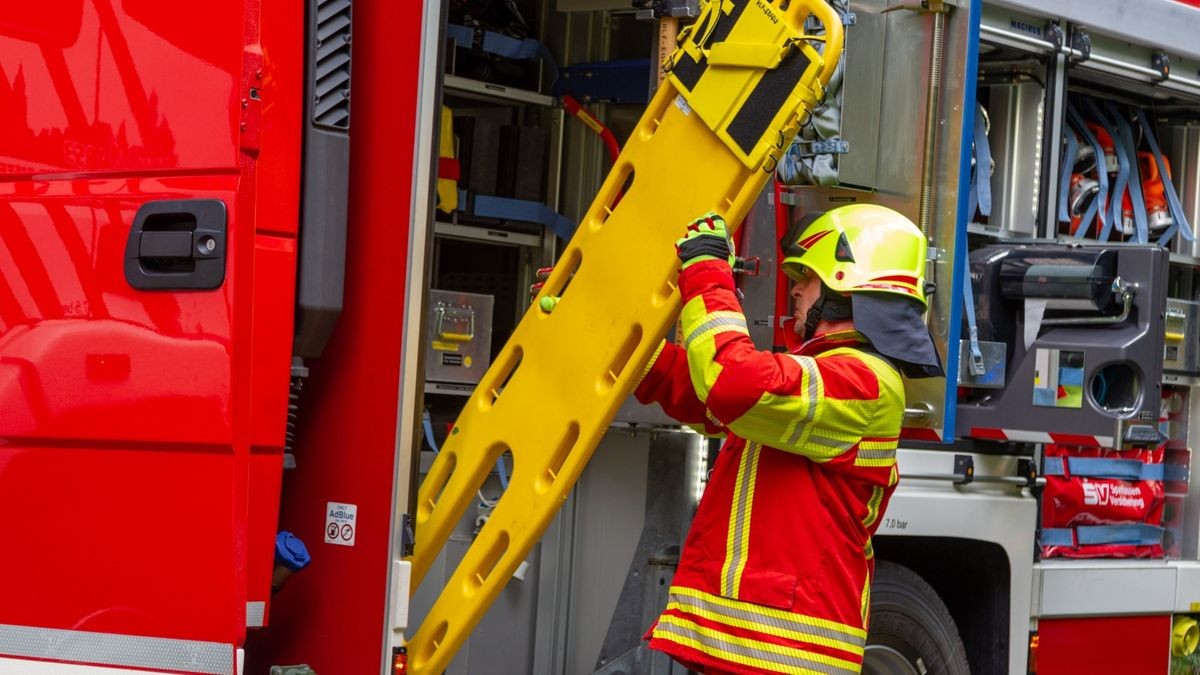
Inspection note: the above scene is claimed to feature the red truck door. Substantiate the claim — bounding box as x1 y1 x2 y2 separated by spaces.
0 0 300 672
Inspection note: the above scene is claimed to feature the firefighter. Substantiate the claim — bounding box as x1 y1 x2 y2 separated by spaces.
634 204 943 674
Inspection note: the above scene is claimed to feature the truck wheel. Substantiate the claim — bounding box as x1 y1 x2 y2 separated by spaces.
863 560 970 675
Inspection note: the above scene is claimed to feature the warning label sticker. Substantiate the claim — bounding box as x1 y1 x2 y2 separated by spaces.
325 502 357 547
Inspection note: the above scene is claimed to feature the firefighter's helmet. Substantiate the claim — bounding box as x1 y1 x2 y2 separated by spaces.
780 204 929 308
780 204 943 378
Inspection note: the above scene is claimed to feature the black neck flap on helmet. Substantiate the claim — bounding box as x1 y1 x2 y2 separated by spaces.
850 292 944 379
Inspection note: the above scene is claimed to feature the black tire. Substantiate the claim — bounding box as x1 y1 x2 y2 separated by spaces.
863 561 970 675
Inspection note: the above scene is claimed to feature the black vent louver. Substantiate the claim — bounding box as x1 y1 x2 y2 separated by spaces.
313 0 351 129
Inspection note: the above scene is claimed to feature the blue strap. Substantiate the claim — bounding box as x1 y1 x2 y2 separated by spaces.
972 103 992 218
1058 130 1079 224
1065 103 1108 238
1041 524 1165 547
961 246 984 376
467 192 577 240
1043 456 1165 481
445 23 475 50
1081 98 1127 242
1167 464 1190 482
446 24 560 86
1134 107 1195 245
1106 103 1150 243
422 410 441 453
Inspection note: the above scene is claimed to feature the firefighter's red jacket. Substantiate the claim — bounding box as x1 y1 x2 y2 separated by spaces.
635 259 904 675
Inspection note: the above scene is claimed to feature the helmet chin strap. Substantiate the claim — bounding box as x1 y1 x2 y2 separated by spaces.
801 286 853 342
801 296 827 342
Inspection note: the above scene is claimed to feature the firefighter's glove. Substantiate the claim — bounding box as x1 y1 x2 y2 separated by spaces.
676 213 735 271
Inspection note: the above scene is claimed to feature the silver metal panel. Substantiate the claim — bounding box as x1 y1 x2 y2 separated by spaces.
873 8 931 201
443 74 556 107
836 1 888 189
1165 299 1200 375
736 185 781 351
957 339 1006 388
1184 394 1200 560
985 83 1043 237
424 290 495 385
1165 126 1200 260
0 624 233 675
1036 560 1178 617
979 4 1055 54
1175 562 1200 612
0 657 184 674
408 474 542 675
245 602 265 629
434 221 543 248
886 449 1037 675
988 0 1200 64
564 433 652 675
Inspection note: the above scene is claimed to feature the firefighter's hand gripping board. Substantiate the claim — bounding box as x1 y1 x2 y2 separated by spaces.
405 1 843 672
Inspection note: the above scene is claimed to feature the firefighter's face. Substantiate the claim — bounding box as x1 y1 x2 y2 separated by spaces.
790 267 821 330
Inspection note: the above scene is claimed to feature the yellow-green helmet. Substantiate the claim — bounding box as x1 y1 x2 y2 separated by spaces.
780 204 929 308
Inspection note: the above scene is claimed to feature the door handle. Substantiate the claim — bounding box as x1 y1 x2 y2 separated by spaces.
124 199 227 290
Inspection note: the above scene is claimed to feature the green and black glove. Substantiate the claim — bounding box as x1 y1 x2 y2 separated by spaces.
676 212 736 271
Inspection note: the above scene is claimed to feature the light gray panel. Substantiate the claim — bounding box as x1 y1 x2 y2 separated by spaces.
836 1 887 189
736 187 782 351
873 7 931 202
1165 126 1200 260
408 471 540 675
565 433 652 675
985 83 1043 237
1037 562 1177 617
0 624 233 675
988 0 1200 63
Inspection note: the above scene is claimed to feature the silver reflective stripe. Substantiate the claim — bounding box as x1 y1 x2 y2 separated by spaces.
857 447 897 461
0 624 233 675
786 356 820 447
246 601 266 628
807 432 854 452
723 442 760 596
654 620 859 675
669 592 866 653
684 315 747 348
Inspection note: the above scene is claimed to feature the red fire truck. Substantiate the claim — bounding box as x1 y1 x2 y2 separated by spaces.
7 0 1200 673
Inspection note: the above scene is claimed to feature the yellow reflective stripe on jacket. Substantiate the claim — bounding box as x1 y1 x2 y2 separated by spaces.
860 574 871 624
681 297 745 401
721 442 761 597
653 615 862 675
862 486 885 528
666 587 866 656
684 309 750 349
724 355 830 460
855 438 898 468
672 586 868 640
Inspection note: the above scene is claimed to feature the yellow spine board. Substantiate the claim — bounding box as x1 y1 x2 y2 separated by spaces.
406 1 843 672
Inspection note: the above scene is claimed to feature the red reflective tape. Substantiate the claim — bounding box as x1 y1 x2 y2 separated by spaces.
796 229 832 250
870 274 919 285
901 427 942 441
438 157 460 180
969 427 1008 440
1048 432 1104 447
